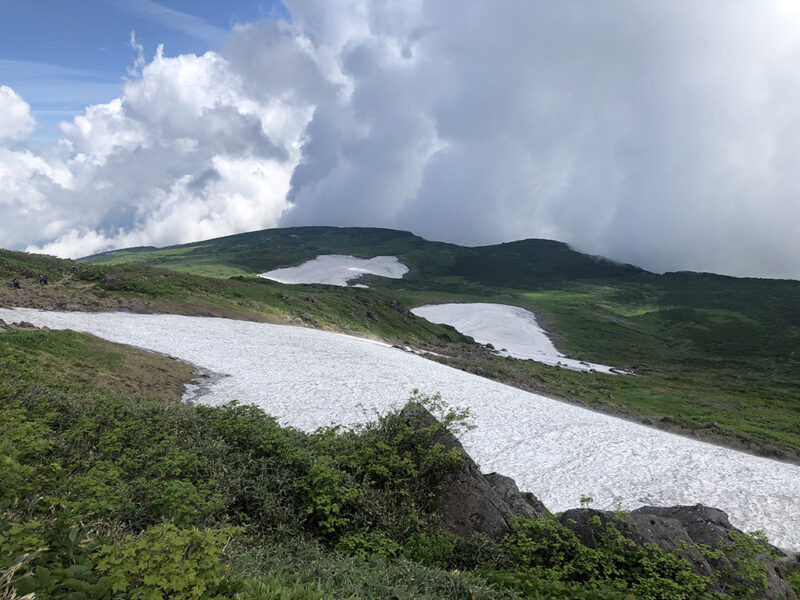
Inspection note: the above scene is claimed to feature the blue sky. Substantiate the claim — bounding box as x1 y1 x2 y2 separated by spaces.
0 0 288 142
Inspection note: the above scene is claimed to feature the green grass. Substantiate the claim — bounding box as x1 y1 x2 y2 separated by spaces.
0 247 75 280
2 248 469 346
408 281 800 459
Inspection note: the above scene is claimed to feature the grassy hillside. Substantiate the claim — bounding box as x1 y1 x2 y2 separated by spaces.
2 324 795 599
78 226 800 461
1 248 468 347
81 226 645 289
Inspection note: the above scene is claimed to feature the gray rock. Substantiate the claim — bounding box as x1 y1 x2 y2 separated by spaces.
400 403 549 540
645 505 794 599
558 505 796 599
390 299 409 315
485 473 549 519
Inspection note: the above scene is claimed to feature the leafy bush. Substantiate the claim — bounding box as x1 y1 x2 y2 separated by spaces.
297 456 360 535
0 404 55 505
403 532 456 569
315 392 468 511
335 530 401 559
483 570 636 599
501 517 715 600
97 524 240 600
785 568 800 597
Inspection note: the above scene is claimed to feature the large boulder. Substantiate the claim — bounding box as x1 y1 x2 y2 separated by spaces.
400 403 549 540
558 504 796 599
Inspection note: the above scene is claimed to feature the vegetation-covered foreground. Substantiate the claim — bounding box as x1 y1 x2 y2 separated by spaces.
2 321 799 598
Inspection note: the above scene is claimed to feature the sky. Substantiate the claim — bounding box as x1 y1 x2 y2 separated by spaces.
2 1 800 279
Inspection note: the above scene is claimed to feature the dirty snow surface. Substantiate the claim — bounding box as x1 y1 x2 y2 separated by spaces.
412 303 621 373
258 254 408 286
2 307 799 551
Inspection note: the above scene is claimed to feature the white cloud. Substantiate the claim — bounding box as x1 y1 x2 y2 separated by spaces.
277 0 800 279
5 2 800 278
3 43 308 258
0 85 36 140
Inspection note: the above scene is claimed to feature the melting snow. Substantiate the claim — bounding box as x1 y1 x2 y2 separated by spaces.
412 302 622 373
1 307 798 551
258 254 408 287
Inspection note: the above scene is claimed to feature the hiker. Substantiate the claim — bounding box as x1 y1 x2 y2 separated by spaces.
9 277 20 289
39 273 48 285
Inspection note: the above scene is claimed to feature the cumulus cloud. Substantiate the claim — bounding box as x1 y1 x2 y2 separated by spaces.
277 0 800 279
4 1 800 279
0 86 36 139
4 44 308 257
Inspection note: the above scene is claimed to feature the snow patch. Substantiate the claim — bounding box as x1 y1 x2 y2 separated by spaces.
258 254 408 287
412 303 622 373
1 307 798 551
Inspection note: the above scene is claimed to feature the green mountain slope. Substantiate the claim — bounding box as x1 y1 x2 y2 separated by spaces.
81 225 645 288
7 225 800 460
0 248 468 347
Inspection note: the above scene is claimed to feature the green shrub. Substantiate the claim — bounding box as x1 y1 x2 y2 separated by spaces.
709 530 779 598
232 536 504 600
0 404 55 505
403 532 456 569
0 521 45 557
503 516 598 581
500 517 715 600
785 568 800 597
483 570 635 599
297 457 359 535
450 533 510 571
336 530 401 559
315 393 467 513
97 524 241 600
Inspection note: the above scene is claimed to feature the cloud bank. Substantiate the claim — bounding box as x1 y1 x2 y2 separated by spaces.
3 1 800 279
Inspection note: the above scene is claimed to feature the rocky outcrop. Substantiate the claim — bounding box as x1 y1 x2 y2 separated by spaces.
401 403 796 598
558 505 796 599
484 472 549 519
401 403 548 540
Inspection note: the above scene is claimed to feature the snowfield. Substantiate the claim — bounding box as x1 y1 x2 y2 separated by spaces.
1 307 799 551
412 303 622 373
258 254 408 286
